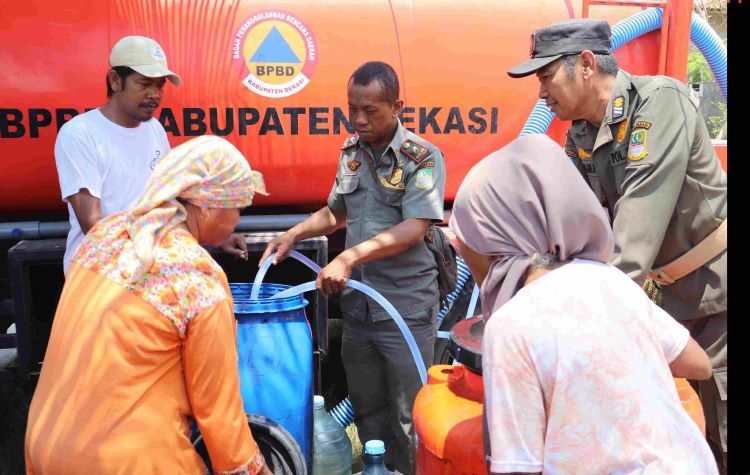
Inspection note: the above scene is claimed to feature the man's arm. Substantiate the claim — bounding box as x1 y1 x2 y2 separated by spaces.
67 188 104 234
610 86 696 285
316 218 430 296
54 121 105 235
259 206 347 266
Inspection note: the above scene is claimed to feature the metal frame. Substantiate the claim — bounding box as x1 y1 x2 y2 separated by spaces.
6 238 67 380
582 0 692 81
234 232 329 395
582 0 673 75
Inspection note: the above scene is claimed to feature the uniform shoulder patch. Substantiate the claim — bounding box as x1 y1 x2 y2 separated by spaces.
341 136 359 150
565 149 579 159
633 120 652 130
416 160 435 170
628 128 648 161
415 167 434 190
400 139 431 164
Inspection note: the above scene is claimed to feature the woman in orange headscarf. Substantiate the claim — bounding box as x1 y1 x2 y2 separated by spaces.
25 136 272 475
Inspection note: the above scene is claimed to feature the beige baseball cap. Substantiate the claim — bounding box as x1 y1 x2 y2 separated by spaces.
109 36 182 86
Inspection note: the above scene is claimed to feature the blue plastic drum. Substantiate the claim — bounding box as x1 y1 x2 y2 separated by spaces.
231 283 313 468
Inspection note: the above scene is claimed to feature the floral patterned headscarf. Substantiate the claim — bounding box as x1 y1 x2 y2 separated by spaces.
121 135 267 282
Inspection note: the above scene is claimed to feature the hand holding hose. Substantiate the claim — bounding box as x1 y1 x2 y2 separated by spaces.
259 232 295 266
316 255 353 297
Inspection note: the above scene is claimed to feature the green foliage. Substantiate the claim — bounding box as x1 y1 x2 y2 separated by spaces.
687 50 714 84
687 44 727 139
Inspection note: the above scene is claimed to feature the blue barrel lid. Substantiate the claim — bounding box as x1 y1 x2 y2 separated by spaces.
364 440 385 455
230 283 308 314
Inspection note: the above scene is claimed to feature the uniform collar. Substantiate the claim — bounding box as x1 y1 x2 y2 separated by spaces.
359 119 406 166
602 70 633 126
570 118 589 137
570 70 632 139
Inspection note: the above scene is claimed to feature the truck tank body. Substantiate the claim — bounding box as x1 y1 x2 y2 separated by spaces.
0 0 660 217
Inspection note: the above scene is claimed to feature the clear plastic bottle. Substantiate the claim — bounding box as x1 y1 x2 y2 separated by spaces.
354 440 393 475
312 395 353 475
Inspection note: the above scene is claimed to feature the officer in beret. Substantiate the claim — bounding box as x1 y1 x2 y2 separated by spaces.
262 61 446 475
508 18 727 472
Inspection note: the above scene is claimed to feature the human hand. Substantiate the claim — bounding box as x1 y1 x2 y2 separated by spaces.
259 232 295 267
221 233 248 260
316 255 353 297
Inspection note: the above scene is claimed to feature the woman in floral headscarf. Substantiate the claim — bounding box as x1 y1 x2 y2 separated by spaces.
449 134 716 475
25 136 272 475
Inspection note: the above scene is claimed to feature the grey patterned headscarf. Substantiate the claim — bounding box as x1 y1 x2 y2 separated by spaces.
449 134 614 320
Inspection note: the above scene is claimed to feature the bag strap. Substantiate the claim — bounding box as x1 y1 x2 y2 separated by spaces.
649 218 727 286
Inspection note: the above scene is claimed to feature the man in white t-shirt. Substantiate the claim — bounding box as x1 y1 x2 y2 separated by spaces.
55 36 181 274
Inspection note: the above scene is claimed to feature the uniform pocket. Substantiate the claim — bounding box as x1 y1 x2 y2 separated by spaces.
336 176 359 194
373 186 404 207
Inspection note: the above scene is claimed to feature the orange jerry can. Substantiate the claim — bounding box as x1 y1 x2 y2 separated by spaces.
675 377 706 436
414 318 706 475
414 364 485 475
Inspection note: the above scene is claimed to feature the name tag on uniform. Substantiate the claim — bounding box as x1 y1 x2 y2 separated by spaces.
610 148 627 166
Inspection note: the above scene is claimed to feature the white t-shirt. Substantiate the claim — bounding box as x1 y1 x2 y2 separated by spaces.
55 109 170 274
482 259 717 475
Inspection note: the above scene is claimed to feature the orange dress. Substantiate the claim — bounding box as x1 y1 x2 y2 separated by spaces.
25 213 264 474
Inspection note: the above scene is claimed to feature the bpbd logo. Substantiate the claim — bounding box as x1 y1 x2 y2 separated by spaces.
232 10 318 98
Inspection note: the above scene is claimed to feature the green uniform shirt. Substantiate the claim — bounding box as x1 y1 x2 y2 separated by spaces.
327 120 446 321
565 70 727 321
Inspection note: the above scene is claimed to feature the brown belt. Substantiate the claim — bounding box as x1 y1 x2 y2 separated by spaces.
649 219 727 286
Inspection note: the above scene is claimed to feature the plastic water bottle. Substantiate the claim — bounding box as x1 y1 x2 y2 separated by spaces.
312 395 352 475
354 440 393 475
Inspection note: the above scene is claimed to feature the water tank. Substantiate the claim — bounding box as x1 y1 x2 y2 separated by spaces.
0 0 658 217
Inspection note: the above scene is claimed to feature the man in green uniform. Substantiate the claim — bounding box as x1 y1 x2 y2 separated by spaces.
507 19 727 471
261 61 446 475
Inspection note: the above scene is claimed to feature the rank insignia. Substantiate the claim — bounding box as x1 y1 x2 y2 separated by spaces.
633 120 652 130
341 136 359 150
379 177 406 190
577 147 592 159
628 129 648 161
613 96 624 119
387 159 405 185
616 119 629 144
400 140 431 164
347 160 361 171
415 168 433 190
565 149 578 159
